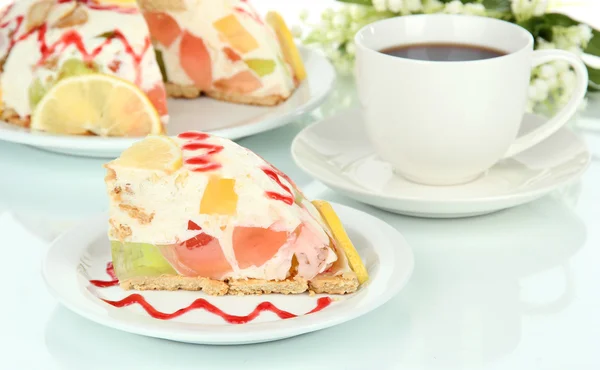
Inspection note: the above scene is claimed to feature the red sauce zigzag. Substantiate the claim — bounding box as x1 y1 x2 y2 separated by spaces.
90 261 332 324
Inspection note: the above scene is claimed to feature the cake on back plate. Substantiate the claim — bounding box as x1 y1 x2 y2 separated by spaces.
139 0 306 106
0 0 168 136
104 132 369 295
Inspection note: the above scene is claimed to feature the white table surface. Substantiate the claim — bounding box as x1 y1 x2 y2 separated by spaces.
3 2 600 370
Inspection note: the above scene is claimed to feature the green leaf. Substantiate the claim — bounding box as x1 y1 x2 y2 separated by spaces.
303 29 325 44
336 0 372 5
518 16 552 40
587 65 600 87
154 49 168 82
518 13 583 43
481 0 511 12
541 13 580 27
585 29 600 57
96 31 116 39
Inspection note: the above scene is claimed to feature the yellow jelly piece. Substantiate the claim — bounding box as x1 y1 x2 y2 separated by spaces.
200 177 238 215
213 14 259 54
312 200 369 284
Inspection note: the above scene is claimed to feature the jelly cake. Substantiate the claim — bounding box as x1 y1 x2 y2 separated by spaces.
104 132 368 295
139 0 305 106
0 0 167 135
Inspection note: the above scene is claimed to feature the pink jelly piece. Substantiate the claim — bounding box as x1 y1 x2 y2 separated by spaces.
162 232 233 279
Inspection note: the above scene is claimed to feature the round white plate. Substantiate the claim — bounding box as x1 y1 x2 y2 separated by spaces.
291 109 591 218
42 202 414 345
0 47 335 158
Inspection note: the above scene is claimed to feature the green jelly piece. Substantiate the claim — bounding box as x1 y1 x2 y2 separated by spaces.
294 190 304 206
28 78 48 110
154 49 168 82
58 58 98 80
244 58 276 77
110 240 177 280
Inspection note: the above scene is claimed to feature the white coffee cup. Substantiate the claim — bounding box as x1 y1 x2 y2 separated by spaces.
354 14 588 186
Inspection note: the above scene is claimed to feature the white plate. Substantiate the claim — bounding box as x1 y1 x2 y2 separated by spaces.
291 109 591 218
0 47 335 158
42 202 414 345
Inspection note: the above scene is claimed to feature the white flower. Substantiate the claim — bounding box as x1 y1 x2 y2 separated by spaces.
299 10 309 22
372 0 388 12
539 64 557 79
578 24 593 44
536 38 556 50
423 0 444 13
512 0 548 21
444 0 464 14
529 78 549 101
533 0 548 15
528 83 539 100
326 48 342 61
349 4 368 20
464 3 486 15
350 22 363 34
578 97 588 111
553 60 570 73
567 31 583 46
290 25 303 38
332 13 348 28
326 30 343 42
405 0 423 12
321 8 334 21
545 75 558 89
566 45 582 55
559 70 577 89
525 99 536 113
346 41 356 56
388 0 404 13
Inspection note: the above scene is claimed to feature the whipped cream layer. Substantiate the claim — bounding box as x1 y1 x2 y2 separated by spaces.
143 0 296 98
105 132 349 281
0 0 165 118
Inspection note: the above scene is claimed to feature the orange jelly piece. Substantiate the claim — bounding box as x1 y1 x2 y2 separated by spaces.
200 177 238 215
180 31 213 91
213 70 262 95
233 226 289 269
143 12 181 48
213 14 259 54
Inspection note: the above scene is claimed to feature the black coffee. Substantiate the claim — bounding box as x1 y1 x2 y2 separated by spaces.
380 43 506 61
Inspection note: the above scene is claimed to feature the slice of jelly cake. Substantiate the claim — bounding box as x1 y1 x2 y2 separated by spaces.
138 0 306 106
104 133 368 296
0 0 167 135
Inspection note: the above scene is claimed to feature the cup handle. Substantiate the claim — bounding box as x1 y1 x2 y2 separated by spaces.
502 50 588 159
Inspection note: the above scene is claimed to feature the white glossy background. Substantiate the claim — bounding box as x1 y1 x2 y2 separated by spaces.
1 1 600 369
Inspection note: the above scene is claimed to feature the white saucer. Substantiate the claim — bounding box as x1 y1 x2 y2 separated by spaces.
291 109 591 218
42 202 414 345
0 47 334 158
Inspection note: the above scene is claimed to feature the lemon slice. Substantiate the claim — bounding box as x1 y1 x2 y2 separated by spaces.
111 135 182 172
266 11 307 82
312 200 369 284
31 74 163 137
